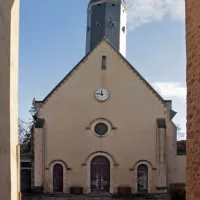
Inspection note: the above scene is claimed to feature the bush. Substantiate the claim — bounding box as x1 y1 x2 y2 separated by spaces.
169 183 185 200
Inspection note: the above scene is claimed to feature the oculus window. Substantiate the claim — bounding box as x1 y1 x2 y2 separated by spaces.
94 123 108 136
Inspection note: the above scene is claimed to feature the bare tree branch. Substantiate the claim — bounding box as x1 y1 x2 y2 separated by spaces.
176 124 185 139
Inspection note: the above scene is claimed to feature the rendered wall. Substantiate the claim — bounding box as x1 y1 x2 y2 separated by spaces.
0 0 20 199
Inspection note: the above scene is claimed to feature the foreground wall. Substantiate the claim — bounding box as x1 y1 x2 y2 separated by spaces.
0 0 20 199
185 0 200 200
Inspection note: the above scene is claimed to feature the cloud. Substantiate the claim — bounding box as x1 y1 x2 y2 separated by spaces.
126 0 185 30
152 82 186 100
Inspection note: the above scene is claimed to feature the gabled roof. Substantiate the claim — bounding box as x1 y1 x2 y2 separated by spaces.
35 37 169 105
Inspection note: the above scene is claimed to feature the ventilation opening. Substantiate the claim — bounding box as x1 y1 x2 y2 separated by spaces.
98 4 101 6
96 21 100 26
111 21 116 27
112 4 115 6
102 56 107 70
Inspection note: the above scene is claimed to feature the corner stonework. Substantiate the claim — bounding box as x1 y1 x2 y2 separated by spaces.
156 119 167 193
33 118 45 191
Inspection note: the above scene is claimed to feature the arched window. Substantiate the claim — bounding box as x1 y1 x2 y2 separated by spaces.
137 164 148 193
53 164 63 192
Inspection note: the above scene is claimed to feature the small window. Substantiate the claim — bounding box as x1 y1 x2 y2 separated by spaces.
102 55 107 70
87 26 90 32
98 4 100 6
122 26 125 33
96 21 100 26
112 4 115 6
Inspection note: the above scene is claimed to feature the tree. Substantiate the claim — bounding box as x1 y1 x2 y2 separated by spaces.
18 98 37 153
18 118 30 144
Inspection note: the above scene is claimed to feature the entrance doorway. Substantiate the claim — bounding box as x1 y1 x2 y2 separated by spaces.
53 164 64 192
90 156 110 192
137 164 148 193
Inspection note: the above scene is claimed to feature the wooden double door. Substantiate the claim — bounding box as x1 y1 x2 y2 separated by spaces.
90 156 110 192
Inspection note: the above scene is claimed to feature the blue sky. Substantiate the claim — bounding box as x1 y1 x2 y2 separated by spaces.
19 0 186 137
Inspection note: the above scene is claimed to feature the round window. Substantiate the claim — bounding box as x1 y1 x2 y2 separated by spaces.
94 123 108 136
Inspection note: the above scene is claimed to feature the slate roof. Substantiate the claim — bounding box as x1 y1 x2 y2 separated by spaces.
35 37 171 106
88 0 126 9
170 110 177 119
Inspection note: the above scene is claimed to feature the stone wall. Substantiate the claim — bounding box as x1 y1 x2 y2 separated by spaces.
0 0 20 199
185 0 200 199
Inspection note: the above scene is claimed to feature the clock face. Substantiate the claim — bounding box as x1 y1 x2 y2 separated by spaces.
95 88 109 102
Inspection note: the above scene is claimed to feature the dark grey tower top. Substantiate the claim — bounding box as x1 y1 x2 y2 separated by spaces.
88 0 126 9
85 0 127 57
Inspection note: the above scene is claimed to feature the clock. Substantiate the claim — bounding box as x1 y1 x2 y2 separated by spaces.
95 88 109 102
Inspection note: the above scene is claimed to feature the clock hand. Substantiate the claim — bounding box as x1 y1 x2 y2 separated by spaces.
101 90 103 95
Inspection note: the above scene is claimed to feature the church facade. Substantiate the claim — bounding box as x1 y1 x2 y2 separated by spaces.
23 0 186 195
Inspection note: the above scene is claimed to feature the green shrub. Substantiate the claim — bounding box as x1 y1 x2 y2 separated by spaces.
169 183 185 200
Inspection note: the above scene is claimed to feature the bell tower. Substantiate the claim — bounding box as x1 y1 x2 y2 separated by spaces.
86 0 127 57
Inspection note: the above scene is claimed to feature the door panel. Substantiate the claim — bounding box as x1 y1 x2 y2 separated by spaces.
90 156 110 192
53 164 63 192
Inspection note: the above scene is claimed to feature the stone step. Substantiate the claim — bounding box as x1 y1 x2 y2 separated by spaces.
22 193 169 200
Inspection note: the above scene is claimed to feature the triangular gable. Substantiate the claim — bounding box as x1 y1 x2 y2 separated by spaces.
35 37 168 104
35 40 100 104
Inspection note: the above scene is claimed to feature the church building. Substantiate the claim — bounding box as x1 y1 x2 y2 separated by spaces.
22 0 186 195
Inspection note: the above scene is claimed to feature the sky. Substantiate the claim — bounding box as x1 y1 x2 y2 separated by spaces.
19 0 186 138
